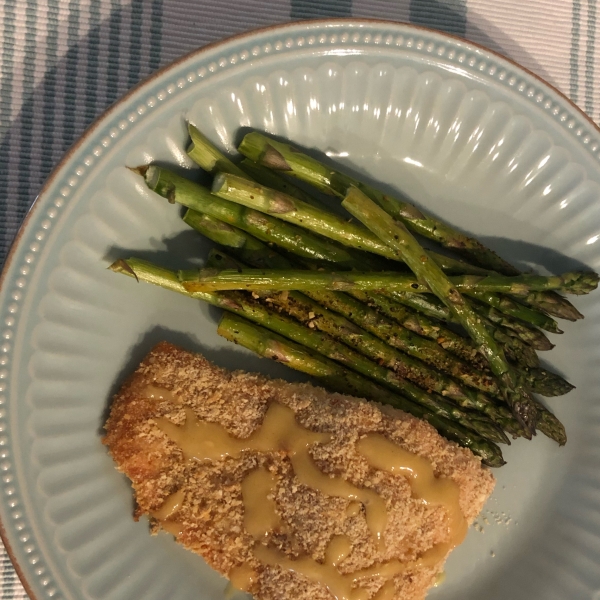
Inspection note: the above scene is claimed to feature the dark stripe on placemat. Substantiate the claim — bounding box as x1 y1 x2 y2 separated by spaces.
107 0 123 106
129 0 144 88
41 0 61 187
150 0 163 73
409 0 467 37
16 0 40 241
291 0 352 19
62 0 81 149
0 0 17 262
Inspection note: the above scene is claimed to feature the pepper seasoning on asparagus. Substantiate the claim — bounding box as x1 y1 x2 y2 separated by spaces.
341 186 540 436
184 208 574 401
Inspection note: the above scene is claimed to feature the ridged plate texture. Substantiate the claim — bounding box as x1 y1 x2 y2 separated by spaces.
0 20 599 600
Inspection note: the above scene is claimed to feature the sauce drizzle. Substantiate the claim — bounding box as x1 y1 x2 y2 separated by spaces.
241 467 281 540
154 402 466 599
155 402 387 547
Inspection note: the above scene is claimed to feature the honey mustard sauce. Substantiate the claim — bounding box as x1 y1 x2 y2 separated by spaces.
143 385 177 402
150 489 185 537
151 489 185 521
155 402 465 599
254 541 369 600
159 520 183 537
345 501 362 517
227 563 258 594
371 580 395 600
356 433 467 564
155 402 387 546
325 535 352 568
241 467 281 540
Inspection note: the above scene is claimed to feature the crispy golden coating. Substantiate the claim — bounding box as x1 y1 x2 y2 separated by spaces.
103 342 494 600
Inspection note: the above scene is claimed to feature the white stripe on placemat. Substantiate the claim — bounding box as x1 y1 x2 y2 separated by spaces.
466 0 573 97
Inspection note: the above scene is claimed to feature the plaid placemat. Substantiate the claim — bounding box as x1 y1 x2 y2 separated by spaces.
0 0 598 597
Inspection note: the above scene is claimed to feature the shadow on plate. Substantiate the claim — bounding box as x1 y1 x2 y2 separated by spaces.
104 224 211 271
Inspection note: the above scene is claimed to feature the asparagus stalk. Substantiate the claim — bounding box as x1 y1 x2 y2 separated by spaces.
469 291 562 334
187 123 324 208
342 187 539 435
110 257 507 444
138 165 359 267
210 172 419 260
238 158 324 208
178 210 249 249
187 123 248 178
179 266 598 296
515 291 584 322
217 312 506 466
238 132 585 317
521 367 575 397
387 291 541 366
469 302 554 350
183 209 292 269
535 403 567 445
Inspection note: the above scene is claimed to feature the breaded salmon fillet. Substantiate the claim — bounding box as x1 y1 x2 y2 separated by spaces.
103 341 494 600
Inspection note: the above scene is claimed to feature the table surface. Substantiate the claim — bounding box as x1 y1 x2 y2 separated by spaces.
0 0 598 597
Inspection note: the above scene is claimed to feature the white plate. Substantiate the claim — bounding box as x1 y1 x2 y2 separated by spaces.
1 19 599 600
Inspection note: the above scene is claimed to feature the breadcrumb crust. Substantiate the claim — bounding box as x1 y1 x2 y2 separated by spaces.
103 342 495 600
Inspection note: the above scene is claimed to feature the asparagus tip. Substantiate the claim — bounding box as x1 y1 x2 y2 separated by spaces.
537 409 568 446
484 455 507 468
